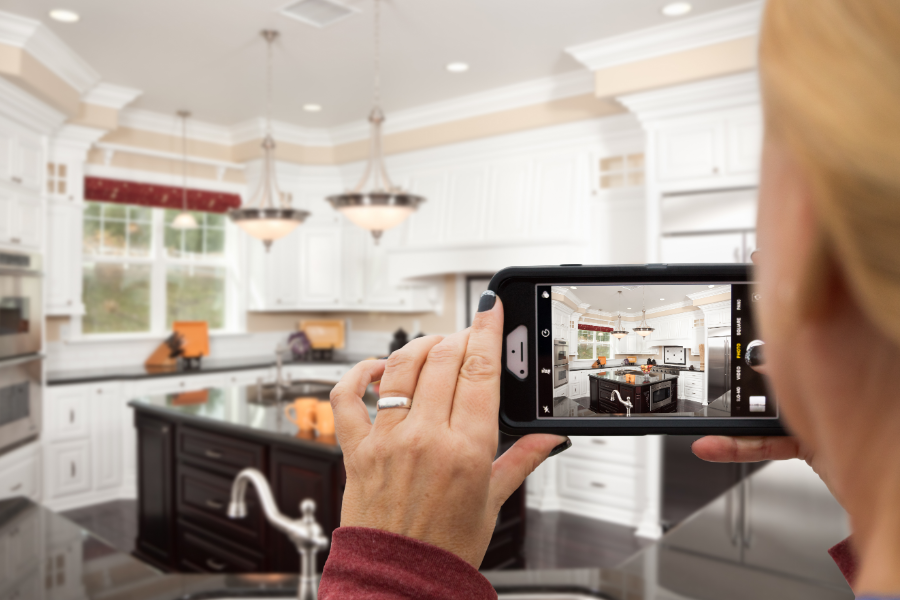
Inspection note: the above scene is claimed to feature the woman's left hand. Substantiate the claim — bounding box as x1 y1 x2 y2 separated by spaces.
329 295 568 567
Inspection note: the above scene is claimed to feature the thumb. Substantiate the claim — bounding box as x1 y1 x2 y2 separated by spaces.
488 434 570 510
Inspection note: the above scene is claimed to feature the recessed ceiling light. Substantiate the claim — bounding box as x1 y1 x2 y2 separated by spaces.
570 286 577 289
303 104 322 112
446 62 469 73
49 8 80 22
661 2 692 17
708 285 716 288
660 298 665 301
627 307 632 310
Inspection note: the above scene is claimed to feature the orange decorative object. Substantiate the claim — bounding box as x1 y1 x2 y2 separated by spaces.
172 389 209 406
627 357 637 364
144 340 179 370
299 320 345 350
173 321 210 358
285 398 319 432
315 401 335 436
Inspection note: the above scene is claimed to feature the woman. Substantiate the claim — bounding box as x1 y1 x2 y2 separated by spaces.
320 1 900 597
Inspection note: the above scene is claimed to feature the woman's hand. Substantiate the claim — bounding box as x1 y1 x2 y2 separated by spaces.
692 436 842 506
329 295 568 567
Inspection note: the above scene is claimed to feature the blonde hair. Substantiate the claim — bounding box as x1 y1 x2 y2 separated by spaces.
760 0 900 345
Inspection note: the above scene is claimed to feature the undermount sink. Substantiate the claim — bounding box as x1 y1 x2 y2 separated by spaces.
246 380 379 409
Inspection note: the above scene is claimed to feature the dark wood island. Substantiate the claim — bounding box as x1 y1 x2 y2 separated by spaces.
589 371 679 414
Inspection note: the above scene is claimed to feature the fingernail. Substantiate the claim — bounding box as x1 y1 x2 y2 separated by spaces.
477 290 497 312
548 437 572 458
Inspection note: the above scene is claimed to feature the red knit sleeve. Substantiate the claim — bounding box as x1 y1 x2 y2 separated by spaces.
828 536 858 590
318 527 497 600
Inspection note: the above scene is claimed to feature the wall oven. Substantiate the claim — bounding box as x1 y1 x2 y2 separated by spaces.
0 355 41 455
0 252 42 361
553 364 569 389
553 339 568 366
650 380 674 411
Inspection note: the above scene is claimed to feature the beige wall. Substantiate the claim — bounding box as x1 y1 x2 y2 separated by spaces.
70 103 119 130
246 274 458 336
0 43 82 116
594 36 758 98
45 316 69 343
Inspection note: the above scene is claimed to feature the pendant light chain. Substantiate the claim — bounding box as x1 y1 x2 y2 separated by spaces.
373 0 381 110
181 112 187 210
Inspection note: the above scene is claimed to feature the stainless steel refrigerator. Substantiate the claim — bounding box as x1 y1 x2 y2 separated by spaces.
707 334 730 404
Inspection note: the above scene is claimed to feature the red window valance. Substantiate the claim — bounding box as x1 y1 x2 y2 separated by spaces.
85 177 242 214
579 324 613 332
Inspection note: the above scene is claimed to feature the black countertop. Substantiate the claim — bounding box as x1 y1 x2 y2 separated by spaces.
588 371 679 387
47 354 372 386
0 459 853 599
570 365 704 373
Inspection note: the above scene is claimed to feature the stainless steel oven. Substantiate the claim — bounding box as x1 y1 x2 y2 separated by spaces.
553 339 568 366
553 364 569 389
0 355 41 455
650 380 674 411
0 252 42 361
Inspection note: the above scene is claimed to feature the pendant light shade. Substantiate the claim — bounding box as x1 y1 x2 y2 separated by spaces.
229 30 309 251
611 291 629 339
633 286 655 337
171 111 198 230
327 0 424 243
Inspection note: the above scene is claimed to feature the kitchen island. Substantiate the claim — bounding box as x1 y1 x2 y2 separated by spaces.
0 458 852 599
589 371 679 414
128 381 526 575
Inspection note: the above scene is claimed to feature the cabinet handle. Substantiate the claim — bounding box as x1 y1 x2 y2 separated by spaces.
67 300 72 306
205 499 224 510
206 558 226 571
10 483 22 492
70 409 74 423
71 462 76 477
11 176 21 184
10 237 20 244
180 382 185 387
97 389 103 395
204 449 223 459
160 426 169 435
591 439 607 445
591 482 607 489
712 167 719 174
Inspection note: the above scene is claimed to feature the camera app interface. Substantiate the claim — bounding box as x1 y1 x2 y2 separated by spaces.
535 283 774 419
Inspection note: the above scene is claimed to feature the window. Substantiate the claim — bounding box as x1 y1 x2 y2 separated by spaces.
47 162 67 196
81 201 234 335
577 329 612 360
598 153 645 189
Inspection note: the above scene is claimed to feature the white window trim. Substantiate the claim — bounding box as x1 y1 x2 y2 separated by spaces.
70 205 247 340
577 329 612 360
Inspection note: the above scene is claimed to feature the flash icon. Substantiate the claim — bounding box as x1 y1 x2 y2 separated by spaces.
543 406 550 414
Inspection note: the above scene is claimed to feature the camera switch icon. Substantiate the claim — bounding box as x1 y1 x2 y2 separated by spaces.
541 329 550 337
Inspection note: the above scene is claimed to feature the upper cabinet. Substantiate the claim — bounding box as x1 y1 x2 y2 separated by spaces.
655 106 761 189
0 127 43 192
0 191 42 251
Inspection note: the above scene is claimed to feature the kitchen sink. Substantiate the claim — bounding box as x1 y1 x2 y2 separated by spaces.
246 380 378 408
197 596 607 600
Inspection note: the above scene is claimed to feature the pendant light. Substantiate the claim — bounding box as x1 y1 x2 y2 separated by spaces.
171 110 198 230
611 291 629 339
229 30 309 251
327 0 424 244
633 286 655 337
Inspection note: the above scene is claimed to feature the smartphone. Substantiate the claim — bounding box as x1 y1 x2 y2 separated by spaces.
492 264 785 436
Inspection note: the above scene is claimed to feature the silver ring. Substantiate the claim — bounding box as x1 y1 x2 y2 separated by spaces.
377 397 412 411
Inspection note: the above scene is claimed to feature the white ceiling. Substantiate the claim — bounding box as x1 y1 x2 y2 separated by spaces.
2 0 752 128
565 284 723 314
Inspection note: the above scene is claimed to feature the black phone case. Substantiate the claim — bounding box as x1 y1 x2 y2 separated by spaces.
490 264 787 436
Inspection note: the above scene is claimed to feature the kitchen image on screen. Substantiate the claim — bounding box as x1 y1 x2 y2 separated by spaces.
536 283 774 419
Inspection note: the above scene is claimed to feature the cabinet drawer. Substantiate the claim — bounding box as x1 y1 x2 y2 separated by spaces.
45 440 91 499
568 436 641 465
557 456 639 509
176 464 265 548
684 388 705 402
178 427 265 475
680 373 704 386
47 390 90 441
177 521 264 573
0 453 39 500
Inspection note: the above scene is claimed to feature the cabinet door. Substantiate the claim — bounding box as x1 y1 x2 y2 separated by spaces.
298 225 341 306
46 200 84 314
725 110 763 177
340 224 367 306
10 195 42 249
270 448 339 572
0 190 13 243
46 440 91 499
46 387 90 441
16 137 43 191
92 385 123 491
135 415 176 568
657 122 721 182
0 131 13 182
266 229 300 308
661 232 746 264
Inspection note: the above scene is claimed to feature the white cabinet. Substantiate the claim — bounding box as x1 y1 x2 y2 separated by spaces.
0 191 42 250
568 371 589 398
298 224 342 306
655 107 762 187
691 325 704 356
706 305 731 328
46 439 91 498
0 443 40 501
92 389 123 491
46 199 85 315
680 370 706 403
0 123 43 191
661 231 755 264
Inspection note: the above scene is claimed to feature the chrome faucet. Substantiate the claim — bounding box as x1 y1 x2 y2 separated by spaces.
228 468 330 600
611 390 633 417
274 342 292 399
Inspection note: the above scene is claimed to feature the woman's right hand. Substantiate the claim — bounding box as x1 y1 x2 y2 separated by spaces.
692 436 843 506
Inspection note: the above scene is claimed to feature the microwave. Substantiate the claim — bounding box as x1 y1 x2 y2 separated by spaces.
0 252 42 361
0 355 41 456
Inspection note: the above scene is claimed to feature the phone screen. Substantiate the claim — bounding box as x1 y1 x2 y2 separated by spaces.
534 283 773 420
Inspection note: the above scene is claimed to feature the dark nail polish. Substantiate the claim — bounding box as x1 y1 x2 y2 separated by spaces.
548 438 572 458
477 290 496 312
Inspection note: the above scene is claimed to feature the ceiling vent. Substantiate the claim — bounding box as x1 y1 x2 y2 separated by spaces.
279 0 358 28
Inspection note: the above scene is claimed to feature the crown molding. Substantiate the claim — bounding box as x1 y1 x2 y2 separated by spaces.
698 300 731 314
0 10 100 94
230 118 334 147
82 83 142 110
565 1 762 72
646 299 694 315
618 72 760 123
117 108 234 146
51 124 107 150
687 286 731 301
329 70 596 145
0 74 66 133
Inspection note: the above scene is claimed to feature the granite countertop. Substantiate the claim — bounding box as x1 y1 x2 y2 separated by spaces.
47 353 373 386
128 381 381 455
588 371 679 387
570 365 704 373
0 459 852 599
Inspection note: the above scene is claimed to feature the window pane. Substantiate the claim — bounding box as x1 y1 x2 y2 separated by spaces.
103 203 127 220
578 330 594 342
167 265 226 329
83 218 101 254
84 202 101 218
101 221 127 256
128 222 152 257
183 228 204 257
598 332 611 342
164 224 183 257
577 343 594 360
128 206 151 222
597 344 612 358
205 228 225 257
82 262 152 334
206 213 225 227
